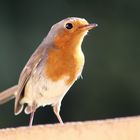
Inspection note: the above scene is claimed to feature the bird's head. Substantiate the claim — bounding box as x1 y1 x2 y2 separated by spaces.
46 17 97 50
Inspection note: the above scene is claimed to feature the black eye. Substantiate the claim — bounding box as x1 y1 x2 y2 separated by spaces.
65 23 73 29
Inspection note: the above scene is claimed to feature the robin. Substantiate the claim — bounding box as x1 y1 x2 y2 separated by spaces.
0 17 97 126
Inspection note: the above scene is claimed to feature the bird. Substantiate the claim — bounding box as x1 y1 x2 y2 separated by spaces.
0 17 97 126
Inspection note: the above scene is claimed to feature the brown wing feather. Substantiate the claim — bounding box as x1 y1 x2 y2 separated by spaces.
14 44 48 115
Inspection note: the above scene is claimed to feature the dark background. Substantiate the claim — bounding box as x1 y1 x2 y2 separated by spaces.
0 0 140 128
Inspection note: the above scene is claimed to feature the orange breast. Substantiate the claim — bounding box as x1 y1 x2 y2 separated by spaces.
45 41 84 85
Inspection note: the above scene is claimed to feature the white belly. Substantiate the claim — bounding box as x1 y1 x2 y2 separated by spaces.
20 73 73 107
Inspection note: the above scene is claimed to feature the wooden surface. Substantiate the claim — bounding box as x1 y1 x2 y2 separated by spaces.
0 116 140 140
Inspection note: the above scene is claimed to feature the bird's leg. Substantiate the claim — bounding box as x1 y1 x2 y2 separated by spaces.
29 102 37 127
29 111 35 127
53 102 63 124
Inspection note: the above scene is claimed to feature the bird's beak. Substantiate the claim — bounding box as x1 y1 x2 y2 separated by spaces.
80 23 98 30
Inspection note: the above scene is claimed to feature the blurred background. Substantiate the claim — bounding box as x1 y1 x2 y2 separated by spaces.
0 0 140 128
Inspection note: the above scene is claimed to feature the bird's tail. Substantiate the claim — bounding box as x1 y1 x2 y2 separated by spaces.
0 85 18 104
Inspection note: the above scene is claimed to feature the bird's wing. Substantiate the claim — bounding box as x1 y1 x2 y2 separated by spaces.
14 45 48 115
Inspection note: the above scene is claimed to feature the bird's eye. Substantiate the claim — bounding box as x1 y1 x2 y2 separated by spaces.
65 23 73 30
